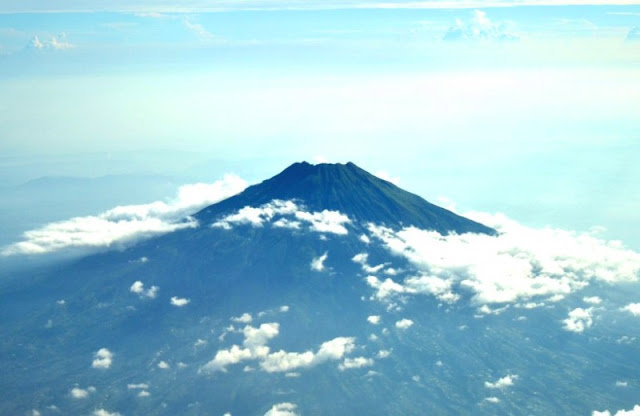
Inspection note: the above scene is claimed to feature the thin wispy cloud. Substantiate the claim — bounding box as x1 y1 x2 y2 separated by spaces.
2 175 247 256
1 1 637 14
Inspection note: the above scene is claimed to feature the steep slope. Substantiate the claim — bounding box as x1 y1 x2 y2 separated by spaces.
196 162 495 235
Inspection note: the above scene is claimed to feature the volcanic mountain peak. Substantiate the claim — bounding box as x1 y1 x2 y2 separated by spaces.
197 161 495 236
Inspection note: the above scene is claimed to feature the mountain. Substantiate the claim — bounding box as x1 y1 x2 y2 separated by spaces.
196 162 496 235
0 162 639 416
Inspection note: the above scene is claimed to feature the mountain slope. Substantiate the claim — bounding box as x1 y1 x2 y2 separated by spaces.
196 162 495 235
0 162 639 416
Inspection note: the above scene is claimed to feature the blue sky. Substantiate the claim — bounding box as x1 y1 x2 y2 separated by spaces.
0 1 639 248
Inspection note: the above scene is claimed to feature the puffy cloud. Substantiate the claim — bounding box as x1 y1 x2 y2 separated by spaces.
484 397 500 403
201 322 355 374
3 175 247 255
264 403 299 416
201 323 279 372
583 296 602 305
367 315 381 325
616 381 628 387
92 348 113 369
395 318 414 329
295 210 350 235
621 303 640 316
70 386 95 399
443 10 519 41
311 252 328 272
138 390 150 397
231 313 253 323
127 383 148 389
213 200 350 235
563 308 594 333
202 345 254 373
367 212 640 308
485 374 517 389
339 356 374 370
243 323 280 350
260 350 315 373
157 361 170 369
93 410 121 416
377 350 391 358
170 296 190 307
130 281 159 299
593 405 640 416
280 305 290 312
213 200 297 229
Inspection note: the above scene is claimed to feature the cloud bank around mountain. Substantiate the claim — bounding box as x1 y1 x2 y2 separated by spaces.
2 175 247 256
364 211 640 313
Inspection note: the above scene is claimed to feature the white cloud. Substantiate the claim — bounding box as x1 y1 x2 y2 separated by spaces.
352 252 386 273
583 296 602 305
92 348 113 369
374 170 401 186
367 315 381 325
127 383 149 390
214 199 350 235
484 397 500 403
264 402 299 416
157 361 170 369
616 381 628 387
485 374 518 389
202 345 255 373
593 405 640 416
231 313 253 323
367 213 640 309
377 350 391 358
49 34 74 50
622 303 640 316
170 296 190 307
243 323 280 350
339 356 374 370
138 390 151 397
202 322 355 374
3 175 247 255
93 410 121 416
183 20 217 41
395 318 414 329
294 210 350 235
262 337 356 373
360 234 371 244
443 9 519 41
563 307 594 333
280 305 290 312
130 281 159 299
70 387 94 399
311 252 328 272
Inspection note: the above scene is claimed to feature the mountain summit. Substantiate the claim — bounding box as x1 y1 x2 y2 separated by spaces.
197 161 495 235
